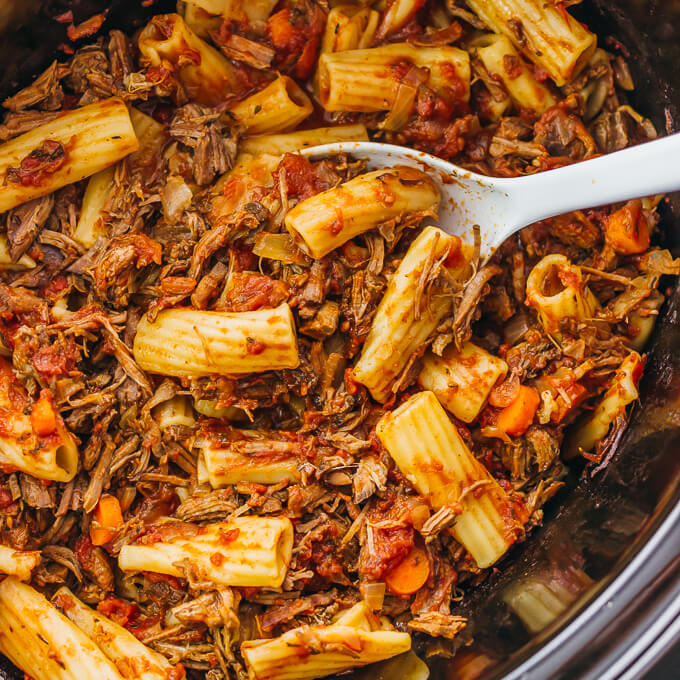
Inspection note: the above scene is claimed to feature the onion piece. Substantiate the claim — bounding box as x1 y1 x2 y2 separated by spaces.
360 581 386 611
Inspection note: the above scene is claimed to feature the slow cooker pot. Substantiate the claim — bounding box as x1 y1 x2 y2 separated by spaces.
0 1 677 678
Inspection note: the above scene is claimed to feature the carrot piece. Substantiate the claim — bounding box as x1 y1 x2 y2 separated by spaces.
30 393 57 436
384 545 430 597
604 199 650 255
496 385 540 436
90 495 124 546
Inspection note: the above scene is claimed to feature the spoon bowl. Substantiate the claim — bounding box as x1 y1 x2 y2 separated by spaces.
302 135 680 261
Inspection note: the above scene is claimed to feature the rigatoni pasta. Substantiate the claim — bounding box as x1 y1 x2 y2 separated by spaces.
198 427 301 487
118 516 294 587
285 166 440 259
567 352 643 457
139 13 243 106
318 43 470 114
241 601 411 680
52 587 183 680
0 544 41 581
321 5 379 54
525 254 599 336
133 304 299 377
419 342 508 422
0 97 138 213
153 395 196 430
240 124 369 156
473 34 557 113
353 227 469 402
465 0 597 86
228 76 313 135
377 391 527 568
0 359 78 482
0 577 124 680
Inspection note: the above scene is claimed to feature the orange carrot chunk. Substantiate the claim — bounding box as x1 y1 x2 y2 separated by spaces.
496 385 540 436
30 394 58 437
90 495 124 546
604 199 650 255
384 545 430 597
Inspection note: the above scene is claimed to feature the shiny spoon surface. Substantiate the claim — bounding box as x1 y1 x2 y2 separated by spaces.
302 135 680 260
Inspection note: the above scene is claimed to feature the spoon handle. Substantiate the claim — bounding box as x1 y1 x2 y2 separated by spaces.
505 132 680 228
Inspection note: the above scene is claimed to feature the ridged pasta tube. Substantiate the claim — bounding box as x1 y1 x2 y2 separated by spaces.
525 254 599 336
133 304 300 377
198 428 302 487
0 577 124 680
184 0 278 27
0 544 41 581
419 342 508 422
353 227 467 402
52 587 182 680
318 43 470 112
465 0 596 86
242 601 411 680
228 76 313 135
0 97 138 213
240 124 368 156
473 34 556 113
73 165 115 248
0 359 78 482
139 14 243 106
285 166 440 259
153 395 196 430
376 391 527 568
567 351 643 457
118 516 294 587
74 108 164 248
321 5 379 54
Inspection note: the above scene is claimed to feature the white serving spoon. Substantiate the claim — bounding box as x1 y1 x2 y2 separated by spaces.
302 135 680 260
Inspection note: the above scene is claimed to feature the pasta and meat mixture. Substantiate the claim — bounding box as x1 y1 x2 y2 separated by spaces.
0 0 674 679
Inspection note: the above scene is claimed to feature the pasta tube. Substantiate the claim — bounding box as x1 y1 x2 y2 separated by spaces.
73 165 115 248
465 0 596 86
0 544 41 581
0 234 35 269
241 603 411 680
139 14 243 106
473 34 556 113
419 342 508 422
353 227 468 403
285 166 440 259
321 5 379 54
74 108 164 248
376 391 527 568
318 43 470 112
567 352 643 457
228 76 313 135
502 569 592 634
118 516 294 587
525 254 599 336
0 359 78 482
629 290 664 351
153 395 196 430
194 399 247 420
0 97 138 213
240 124 368 156
52 587 182 680
0 577 124 680
133 304 299 377
198 428 302 487
184 0 278 28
